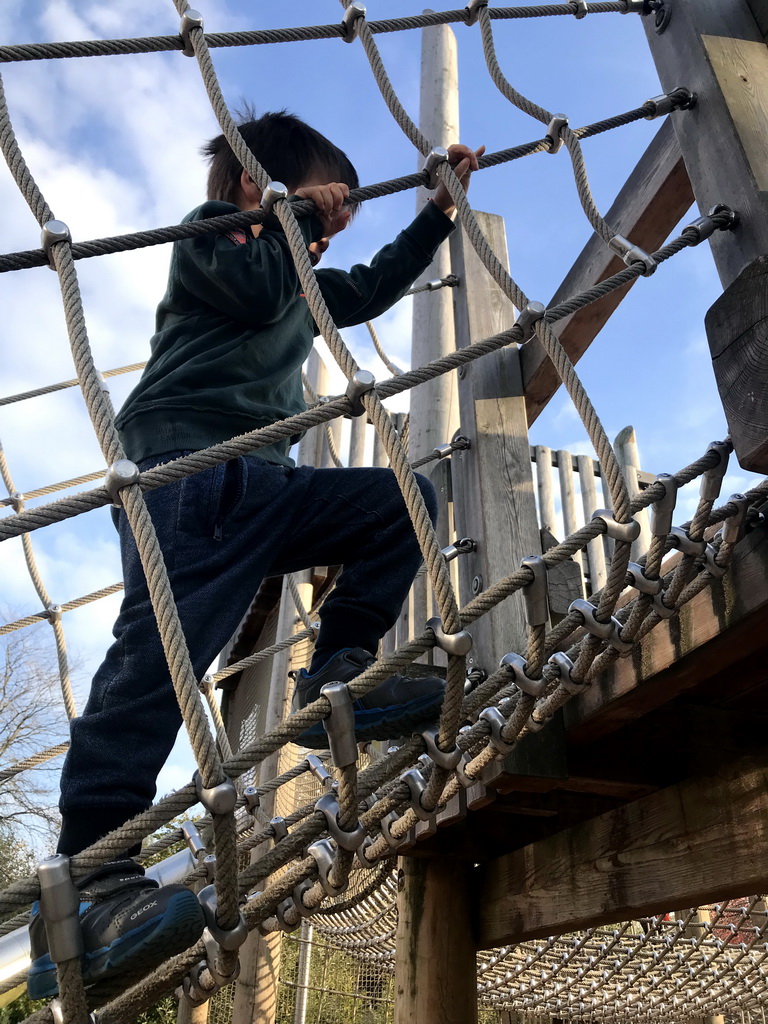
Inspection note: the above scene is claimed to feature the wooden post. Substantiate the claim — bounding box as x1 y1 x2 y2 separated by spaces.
534 444 557 547
348 412 367 468
394 858 478 1024
557 449 586 597
614 426 651 561
644 0 768 471
577 455 607 595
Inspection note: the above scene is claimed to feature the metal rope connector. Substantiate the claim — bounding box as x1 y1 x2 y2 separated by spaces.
465 0 489 24
202 929 242 987
653 589 677 618
720 494 749 546
442 537 476 562
41 220 71 271
182 820 207 862
704 542 728 579
621 0 648 11
608 234 656 276
260 181 288 215
242 785 260 814
401 767 433 820
424 147 449 190
500 652 548 698
520 555 549 626
46 604 63 623
549 651 586 694
270 816 288 843
356 836 381 868
644 88 696 119
480 706 517 757
667 526 706 558
627 561 663 595
426 616 473 656
275 897 302 932
320 681 358 768
179 9 204 57
545 114 569 153
700 441 730 501
572 0 588 16
194 770 238 815
308 838 348 896
198 885 248 950
708 203 740 232
341 1 366 42
315 792 367 851
346 369 376 415
515 301 546 343
419 726 462 770
104 459 140 508
37 854 84 964
291 878 316 919
591 509 642 545
380 811 404 850
306 753 334 791
570 598 632 654
650 473 678 537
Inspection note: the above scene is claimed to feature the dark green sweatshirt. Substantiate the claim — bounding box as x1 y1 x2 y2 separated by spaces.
116 198 455 466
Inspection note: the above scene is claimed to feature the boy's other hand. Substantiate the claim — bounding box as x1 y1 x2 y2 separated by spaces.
294 182 351 240
432 144 485 216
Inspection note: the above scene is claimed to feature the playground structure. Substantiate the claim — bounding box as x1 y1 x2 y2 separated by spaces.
1 1 768 1022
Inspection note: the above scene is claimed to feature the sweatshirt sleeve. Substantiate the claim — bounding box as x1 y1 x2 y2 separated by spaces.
313 201 456 331
174 199 325 328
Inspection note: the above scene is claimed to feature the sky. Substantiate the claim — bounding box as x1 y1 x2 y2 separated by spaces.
0 1 759 819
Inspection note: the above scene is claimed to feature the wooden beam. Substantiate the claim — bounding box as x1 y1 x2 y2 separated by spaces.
522 118 693 424
475 754 768 949
564 522 768 744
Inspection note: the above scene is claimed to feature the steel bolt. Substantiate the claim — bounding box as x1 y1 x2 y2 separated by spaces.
471 574 483 595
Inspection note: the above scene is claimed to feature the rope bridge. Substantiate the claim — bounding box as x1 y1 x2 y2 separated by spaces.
0 2 766 1022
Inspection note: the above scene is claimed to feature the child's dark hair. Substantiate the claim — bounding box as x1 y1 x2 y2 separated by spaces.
203 109 360 209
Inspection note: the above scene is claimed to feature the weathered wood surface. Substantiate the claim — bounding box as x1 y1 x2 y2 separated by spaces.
747 0 768 37
522 119 693 423
475 754 768 949
644 0 768 288
395 857 478 1024
564 523 768 743
705 255 768 472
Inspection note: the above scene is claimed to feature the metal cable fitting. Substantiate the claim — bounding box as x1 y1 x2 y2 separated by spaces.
275 897 302 933
627 562 663 595
37 855 84 964
182 820 207 862
572 0 588 15
569 598 632 654
515 301 546 343
41 219 72 270
426 616 473 656
520 555 549 626
419 726 462 770
644 87 696 119
346 369 376 415
668 526 706 558
202 929 242 987
434 434 470 458
315 792 367 851
401 767 433 820
700 441 730 501
465 0 489 25
424 274 459 290
320 681 358 768
46 604 63 623
306 753 334 791
549 651 585 694
608 234 657 276
546 114 569 152
198 885 248 950
379 811 404 850
180 960 219 1006
709 203 740 231
356 836 381 868
180 8 204 57
650 473 678 537
269 816 288 843
194 770 238 815
622 0 648 9
499 652 547 698
104 459 140 508
704 543 728 579
424 147 449 189
591 509 641 544
442 537 476 562
341 1 366 41
291 878 316 919
308 838 348 896
242 786 260 814
653 590 676 618
480 706 517 757
260 181 288 214
720 494 749 545
455 750 478 789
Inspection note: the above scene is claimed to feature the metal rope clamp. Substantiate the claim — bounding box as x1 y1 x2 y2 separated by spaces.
47 604 63 624
514 301 546 344
41 220 72 270
202 929 242 987
379 810 405 850
549 651 585 694
546 114 569 152
291 877 317 920
426 616 473 656
608 234 656 276
346 369 376 416
37 855 84 965
720 493 749 546
260 181 289 215
194 770 237 815
270 816 288 843
644 88 695 119
306 753 334 791
320 681 359 768
668 526 706 558
243 785 260 814
521 555 549 627
442 537 476 562
622 0 648 11
591 510 641 545
400 767 434 820
179 9 204 57
424 147 449 190
181 961 221 1007
308 838 348 897
198 885 248 950
571 0 588 16
275 897 302 933
455 750 478 789
182 820 208 866
465 0 489 24
653 589 677 618
700 441 730 502
357 836 383 868
341 1 366 42
649 473 678 538
499 652 547 698
569 598 632 655
315 792 367 851
104 459 140 509
626 562 663 596
479 706 517 757
419 726 462 770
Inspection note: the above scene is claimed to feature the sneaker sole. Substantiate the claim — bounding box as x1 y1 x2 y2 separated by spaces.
27 890 205 1001
295 690 444 748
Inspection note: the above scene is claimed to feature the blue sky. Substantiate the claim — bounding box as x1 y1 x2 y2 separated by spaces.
0 1 757 807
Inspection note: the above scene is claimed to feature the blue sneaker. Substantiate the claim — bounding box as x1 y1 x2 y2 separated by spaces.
28 860 205 1000
291 648 445 748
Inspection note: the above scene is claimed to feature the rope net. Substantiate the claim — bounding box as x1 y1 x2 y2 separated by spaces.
0 3 766 1023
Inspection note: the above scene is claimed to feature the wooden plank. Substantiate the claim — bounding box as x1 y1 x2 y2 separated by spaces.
705 255 768 472
577 454 607 593
522 119 693 423
564 524 768 743
644 1 768 287
614 426 652 559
